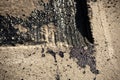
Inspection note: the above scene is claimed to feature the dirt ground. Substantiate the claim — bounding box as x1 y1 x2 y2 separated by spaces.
90 0 120 80
0 0 120 80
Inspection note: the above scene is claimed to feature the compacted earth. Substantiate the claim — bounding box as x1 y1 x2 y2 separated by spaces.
0 0 120 80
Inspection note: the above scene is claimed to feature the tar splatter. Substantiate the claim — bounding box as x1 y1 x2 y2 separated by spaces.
59 51 65 58
41 54 45 57
83 70 86 74
41 48 45 57
41 48 44 53
93 77 96 80
69 44 99 74
46 49 57 62
55 74 60 80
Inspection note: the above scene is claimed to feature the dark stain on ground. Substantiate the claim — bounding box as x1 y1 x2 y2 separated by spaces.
46 49 66 62
93 77 96 80
41 48 44 53
67 65 72 68
59 51 65 58
69 44 99 75
22 67 25 70
83 70 86 74
32 52 36 54
55 74 60 80
46 49 57 62
28 54 32 56
41 54 45 57
41 48 45 57
107 58 110 61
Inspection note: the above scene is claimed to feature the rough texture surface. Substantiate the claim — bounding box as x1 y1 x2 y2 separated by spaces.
0 0 120 80
0 0 85 46
0 45 98 80
89 0 120 80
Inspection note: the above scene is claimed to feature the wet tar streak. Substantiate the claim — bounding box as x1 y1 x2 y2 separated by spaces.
69 44 99 75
